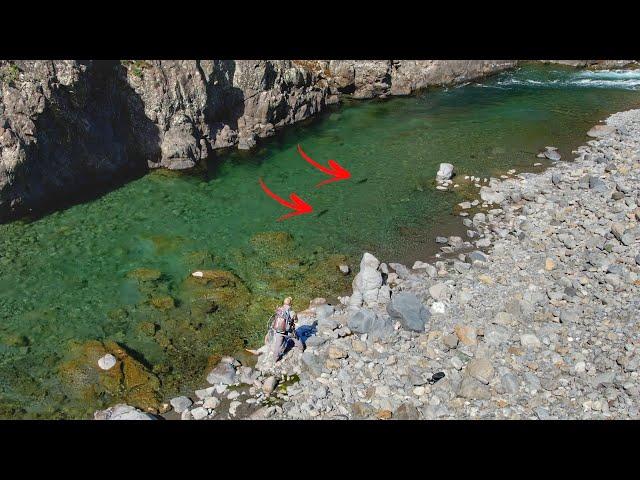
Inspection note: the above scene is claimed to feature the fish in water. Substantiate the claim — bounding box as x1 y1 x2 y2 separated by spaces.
356 178 368 184
316 209 329 217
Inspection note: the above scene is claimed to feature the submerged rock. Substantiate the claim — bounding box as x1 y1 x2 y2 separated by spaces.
94 404 157 420
58 339 162 414
97 354 117 371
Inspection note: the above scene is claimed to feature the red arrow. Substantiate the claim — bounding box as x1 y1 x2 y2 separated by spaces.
259 178 313 221
297 144 351 187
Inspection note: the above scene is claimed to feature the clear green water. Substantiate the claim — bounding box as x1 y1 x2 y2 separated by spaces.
1 64 639 418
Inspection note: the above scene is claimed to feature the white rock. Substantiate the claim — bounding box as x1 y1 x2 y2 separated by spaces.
97 354 117 371
170 396 193 413
360 252 380 271
194 387 216 400
429 283 451 302
520 333 542 349
377 285 391 304
436 163 454 181
94 404 156 420
191 407 208 420
229 400 242 417
430 301 446 314
192 271 204 278
450 356 464 370
214 384 228 394
203 396 220 409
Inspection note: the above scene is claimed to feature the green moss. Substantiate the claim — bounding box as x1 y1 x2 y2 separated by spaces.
249 231 295 257
150 295 176 310
122 60 152 78
127 267 162 282
57 339 162 414
0 63 20 87
1 333 30 347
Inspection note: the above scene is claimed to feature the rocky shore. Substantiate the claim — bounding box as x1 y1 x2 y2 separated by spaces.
97 107 640 420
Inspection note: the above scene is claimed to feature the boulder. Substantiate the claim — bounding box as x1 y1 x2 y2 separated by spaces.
170 396 192 413
544 149 561 161
436 163 454 181
206 359 237 385
386 292 430 332
587 124 616 138
457 376 491 400
191 407 209 420
347 309 394 340
351 252 383 307
262 376 278 395
301 351 324 376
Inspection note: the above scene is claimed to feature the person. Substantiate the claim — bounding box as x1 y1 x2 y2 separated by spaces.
267 297 304 362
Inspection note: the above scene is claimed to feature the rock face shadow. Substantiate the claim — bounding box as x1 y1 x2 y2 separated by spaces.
1 61 160 223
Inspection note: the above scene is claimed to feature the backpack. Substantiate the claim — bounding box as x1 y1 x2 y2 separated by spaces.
272 306 291 334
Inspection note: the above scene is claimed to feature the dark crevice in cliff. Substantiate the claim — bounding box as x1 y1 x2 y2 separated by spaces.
1 61 160 223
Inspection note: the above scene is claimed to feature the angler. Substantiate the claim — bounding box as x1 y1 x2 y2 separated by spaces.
265 297 304 362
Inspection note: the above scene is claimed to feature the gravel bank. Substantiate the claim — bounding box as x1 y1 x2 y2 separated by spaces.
97 108 640 420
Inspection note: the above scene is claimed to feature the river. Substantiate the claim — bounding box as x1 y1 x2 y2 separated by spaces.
1 63 639 418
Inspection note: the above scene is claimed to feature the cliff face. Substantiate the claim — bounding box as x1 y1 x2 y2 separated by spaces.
0 59 517 220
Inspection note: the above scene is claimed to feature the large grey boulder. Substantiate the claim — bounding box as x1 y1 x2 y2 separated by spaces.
347 309 394 340
94 404 156 420
301 351 324 376
386 292 430 332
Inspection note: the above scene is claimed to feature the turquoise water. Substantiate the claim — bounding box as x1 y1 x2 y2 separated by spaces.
1 64 639 418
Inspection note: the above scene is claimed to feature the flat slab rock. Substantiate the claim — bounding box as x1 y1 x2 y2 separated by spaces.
587 124 617 138
94 404 156 420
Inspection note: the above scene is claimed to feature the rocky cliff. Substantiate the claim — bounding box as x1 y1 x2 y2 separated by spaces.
2 59 634 221
0 60 521 221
